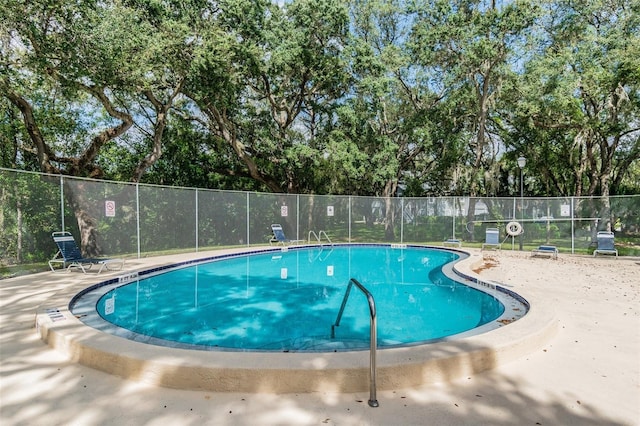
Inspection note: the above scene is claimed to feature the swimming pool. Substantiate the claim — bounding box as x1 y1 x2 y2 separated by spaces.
71 245 522 352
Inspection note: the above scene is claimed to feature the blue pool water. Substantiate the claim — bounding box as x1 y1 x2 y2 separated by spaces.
77 245 508 352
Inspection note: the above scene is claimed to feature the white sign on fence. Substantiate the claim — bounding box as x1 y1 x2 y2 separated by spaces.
280 205 288 217
105 200 116 217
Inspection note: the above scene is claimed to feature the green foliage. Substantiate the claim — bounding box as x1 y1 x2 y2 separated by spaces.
1 0 638 197
503 0 640 197
0 171 61 264
409 0 543 196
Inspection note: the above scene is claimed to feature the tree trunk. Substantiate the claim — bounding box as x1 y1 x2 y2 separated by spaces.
307 194 315 234
16 197 23 264
383 180 397 241
465 196 477 242
132 84 184 182
64 181 101 257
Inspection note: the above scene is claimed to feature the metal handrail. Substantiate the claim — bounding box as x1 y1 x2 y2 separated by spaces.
318 230 332 245
308 230 333 246
331 278 379 407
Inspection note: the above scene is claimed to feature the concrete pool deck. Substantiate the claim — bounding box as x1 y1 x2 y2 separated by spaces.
1 247 639 425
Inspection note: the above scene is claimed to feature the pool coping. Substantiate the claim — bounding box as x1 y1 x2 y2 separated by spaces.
35 245 558 393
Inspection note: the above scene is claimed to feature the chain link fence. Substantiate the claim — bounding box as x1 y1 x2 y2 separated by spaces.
2 168 639 268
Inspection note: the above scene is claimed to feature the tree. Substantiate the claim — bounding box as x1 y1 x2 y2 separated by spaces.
409 0 540 196
2 0 638 207
0 0 186 254
506 0 640 198
183 0 350 193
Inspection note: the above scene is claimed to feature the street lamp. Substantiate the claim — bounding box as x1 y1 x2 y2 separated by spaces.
517 156 526 250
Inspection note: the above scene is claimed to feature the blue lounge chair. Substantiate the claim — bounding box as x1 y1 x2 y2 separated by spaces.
270 224 303 246
593 231 618 257
49 231 124 273
531 245 558 259
481 228 501 251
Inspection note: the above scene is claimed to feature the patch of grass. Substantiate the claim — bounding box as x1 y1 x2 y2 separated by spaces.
0 262 50 279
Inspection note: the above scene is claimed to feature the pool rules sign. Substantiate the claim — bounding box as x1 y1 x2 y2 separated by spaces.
105 200 116 217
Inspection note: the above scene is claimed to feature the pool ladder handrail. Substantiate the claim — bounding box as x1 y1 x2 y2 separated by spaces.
331 278 379 407
308 230 333 246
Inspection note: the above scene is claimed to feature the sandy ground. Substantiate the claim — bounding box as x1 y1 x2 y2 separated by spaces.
1 248 638 426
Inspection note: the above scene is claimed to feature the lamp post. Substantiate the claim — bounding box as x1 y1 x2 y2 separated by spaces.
517 156 526 250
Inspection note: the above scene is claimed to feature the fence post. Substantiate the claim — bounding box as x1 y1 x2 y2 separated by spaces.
59 174 65 232
452 197 456 240
571 196 575 254
297 194 300 241
400 197 404 244
348 196 352 243
246 192 250 246
136 183 141 259
195 188 199 253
